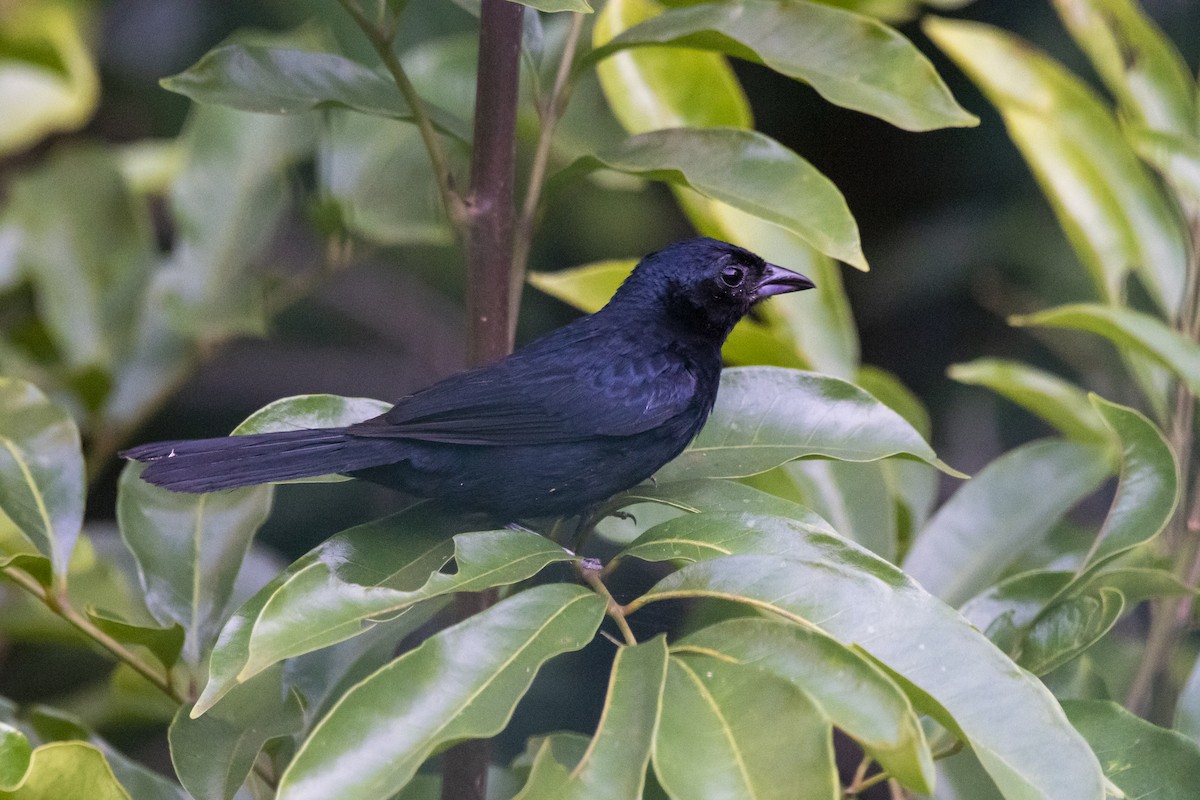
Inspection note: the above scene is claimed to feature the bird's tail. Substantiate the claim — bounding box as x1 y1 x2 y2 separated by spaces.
121 429 396 493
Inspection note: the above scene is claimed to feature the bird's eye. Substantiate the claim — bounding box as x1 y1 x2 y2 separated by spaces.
720 266 745 287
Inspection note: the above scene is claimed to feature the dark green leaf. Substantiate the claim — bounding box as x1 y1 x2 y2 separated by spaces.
161 45 468 141
1064 699 1200 799
660 367 959 482
947 359 1109 443
655 654 838 800
902 439 1111 607
1018 588 1124 675
675 619 933 792
86 608 185 670
0 378 85 579
275 585 606 800
170 665 303 800
117 462 272 664
515 637 667 799
926 17 1189 316
588 0 977 131
625 514 1106 798
551 128 865 267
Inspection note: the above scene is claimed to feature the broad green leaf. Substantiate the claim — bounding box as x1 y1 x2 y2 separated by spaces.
660 367 960 482
947 359 1109 443
0 725 31 791
655 654 838 800
515 637 667 799
318 112 454 246
902 439 1111 607
856 365 930 438
624 514 1106 799
593 0 752 132
0 379 85 579
550 128 865 268
1012 303 1200 395
85 608 185 670
926 17 1189 316
587 0 977 131
511 0 593 11
194 506 460 715
611 478 835 534
781 459 898 560
1128 126 1200 206
169 665 303 800
1079 397 1177 570
117 462 272 665
1064 700 1200 800
1176 653 1200 745
1018 588 1125 675
161 45 468 141
0 4 98 154
0 742 129 800
4 147 155 371
528 260 805 368
675 619 933 792
276 584 606 800
1050 0 1197 137
241 528 572 685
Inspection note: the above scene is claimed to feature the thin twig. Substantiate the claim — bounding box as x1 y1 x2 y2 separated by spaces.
578 559 638 646
335 0 467 236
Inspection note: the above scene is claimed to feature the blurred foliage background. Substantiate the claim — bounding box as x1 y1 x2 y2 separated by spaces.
1 0 1198 792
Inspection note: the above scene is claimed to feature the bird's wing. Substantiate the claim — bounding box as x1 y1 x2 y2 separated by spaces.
346 333 700 446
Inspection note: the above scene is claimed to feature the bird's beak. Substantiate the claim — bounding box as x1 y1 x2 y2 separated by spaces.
753 263 815 299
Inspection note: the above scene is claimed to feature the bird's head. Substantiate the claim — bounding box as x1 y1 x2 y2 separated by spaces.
613 238 815 341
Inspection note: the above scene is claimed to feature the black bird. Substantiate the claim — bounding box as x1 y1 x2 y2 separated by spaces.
122 238 814 521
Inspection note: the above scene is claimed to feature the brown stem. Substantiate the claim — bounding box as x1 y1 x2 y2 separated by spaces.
579 559 638 646
441 2 524 798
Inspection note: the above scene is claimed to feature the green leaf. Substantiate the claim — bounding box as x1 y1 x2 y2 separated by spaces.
0 378 85 579
856 365 931 439
675 619 933 792
781 460 898 560
0 724 31 791
587 0 977 131
0 742 130 800
161 45 468 141
275 584 606 800
902 439 1112 607
193 507 457 716
511 0 593 12
1064 699 1200 800
659 367 960 482
624 513 1106 799
551 128 865 268
947 359 1110 443
1079 396 1177 570
116 462 272 665
0 4 98 155
1012 303 1200 395
3 147 155 372
1018 588 1125 676
655 654 838 800
85 608 185 670
1127 126 1200 207
515 637 668 799
611 478 835 535
593 0 752 132
528 260 805 368
169 665 303 800
1050 0 1197 137
1176 653 1200 746
926 16 1189 316
241 528 572 687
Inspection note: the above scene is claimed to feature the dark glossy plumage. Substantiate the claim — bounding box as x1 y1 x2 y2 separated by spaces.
122 238 814 520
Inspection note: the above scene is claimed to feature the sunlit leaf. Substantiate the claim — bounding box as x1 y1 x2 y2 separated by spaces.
1064 700 1200 799
675 619 933 792
655 654 838 800
0 724 31 791
947 358 1110 443
1127 126 1200 207
1012 303 1200 395
117 463 272 665
624 513 1106 798
588 0 977 131
550 128 865 267
0 379 85 580
275 585 606 800
0 742 130 800
515 637 667 799
510 0 593 12
926 16 1189 317
902 439 1111 607
660 367 960 482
